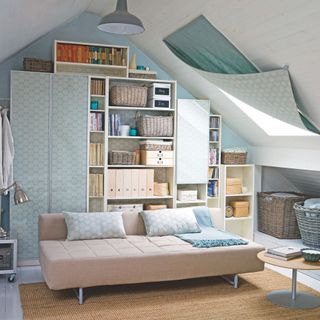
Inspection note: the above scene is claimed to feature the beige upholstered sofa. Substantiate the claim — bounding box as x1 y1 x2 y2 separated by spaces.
39 211 264 304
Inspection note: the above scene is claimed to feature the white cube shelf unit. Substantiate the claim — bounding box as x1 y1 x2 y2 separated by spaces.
217 164 255 240
207 114 222 209
54 40 129 77
87 76 177 212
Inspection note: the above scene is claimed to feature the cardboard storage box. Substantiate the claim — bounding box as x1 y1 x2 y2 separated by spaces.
140 150 174 166
229 201 249 217
177 190 198 202
226 178 242 194
144 204 167 210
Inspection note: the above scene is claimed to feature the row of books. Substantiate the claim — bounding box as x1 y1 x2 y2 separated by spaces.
208 180 218 197
89 143 104 166
56 43 127 66
91 79 105 96
264 247 301 261
208 167 219 179
89 174 104 197
210 116 220 128
109 113 121 136
209 148 219 165
90 113 104 131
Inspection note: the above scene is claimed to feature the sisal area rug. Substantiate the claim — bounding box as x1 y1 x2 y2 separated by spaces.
19 269 320 320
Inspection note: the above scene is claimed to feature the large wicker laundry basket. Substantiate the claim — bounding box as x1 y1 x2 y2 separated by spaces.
258 192 309 239
294 202 320 248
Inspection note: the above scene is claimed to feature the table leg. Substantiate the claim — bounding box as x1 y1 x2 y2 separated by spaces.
291 269 297 300
266 269 320 309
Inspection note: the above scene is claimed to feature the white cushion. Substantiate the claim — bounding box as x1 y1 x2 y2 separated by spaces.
141 208 201 236
63 211 126 241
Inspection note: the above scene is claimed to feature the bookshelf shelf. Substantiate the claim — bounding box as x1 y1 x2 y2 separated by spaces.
108 196 174 201
90 131 104 133
209 141 220 144
108 136 174 140
90 110 105 113
108 106 175 112
108 165 174 168
209 128 220 130
225 193 253 197
209 165 219 167
226 216 253 222
56 61 128 70
91 94 105 98
176 199 207 205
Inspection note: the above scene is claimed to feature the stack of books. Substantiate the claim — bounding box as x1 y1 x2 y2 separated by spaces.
208 180 218 197
89 143 104 166
89 173 104 197
90 113 103 131
208 167 219 179
265 247 302 261
56 43 127 66
91 79 105 95
209 148 219 165
109 113 121 136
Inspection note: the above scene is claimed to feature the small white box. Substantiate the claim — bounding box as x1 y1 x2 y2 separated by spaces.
147 97 171 109
177 190 198 202
148 83 171 98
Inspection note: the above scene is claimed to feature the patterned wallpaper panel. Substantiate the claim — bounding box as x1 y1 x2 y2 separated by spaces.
10 72 89 261
11 71 50 261
51 74 88 213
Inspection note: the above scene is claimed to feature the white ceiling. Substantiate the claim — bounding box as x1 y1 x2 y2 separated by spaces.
2 0 320 148
0 0 91 63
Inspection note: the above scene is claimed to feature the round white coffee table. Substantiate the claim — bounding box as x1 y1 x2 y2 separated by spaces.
258 250 320 309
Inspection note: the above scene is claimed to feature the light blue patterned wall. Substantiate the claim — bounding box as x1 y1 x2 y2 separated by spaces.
11 71 51 261
51 74 88 212
10 71 88 261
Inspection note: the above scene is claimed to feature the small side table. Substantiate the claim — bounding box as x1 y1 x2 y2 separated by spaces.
0 233 17 282
257 250 320 309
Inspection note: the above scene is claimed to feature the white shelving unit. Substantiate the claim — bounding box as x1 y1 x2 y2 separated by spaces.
218 164 255 240
87 76 177 211
207 115 222 209
54 40 129 77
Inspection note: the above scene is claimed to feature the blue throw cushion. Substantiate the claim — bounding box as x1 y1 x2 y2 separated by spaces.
141 208 201 236
63 211 126 241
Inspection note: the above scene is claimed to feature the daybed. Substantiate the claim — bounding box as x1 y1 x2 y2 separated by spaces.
39 209 265 304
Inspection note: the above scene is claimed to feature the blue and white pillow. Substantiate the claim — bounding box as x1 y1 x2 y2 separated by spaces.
63 211 126 240
141 208 201 236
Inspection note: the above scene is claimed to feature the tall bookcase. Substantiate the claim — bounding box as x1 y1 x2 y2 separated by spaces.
218 164 255 240
87 76 177 212
207 115 222 208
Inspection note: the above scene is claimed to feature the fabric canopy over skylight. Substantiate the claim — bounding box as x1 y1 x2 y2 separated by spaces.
164 15 319 135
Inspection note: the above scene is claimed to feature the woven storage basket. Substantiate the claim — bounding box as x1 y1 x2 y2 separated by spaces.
136 115 173 137
109 151 135 165
139 140 172 151
294 202 320 248
222 152 247 164
23 58 53 72
258 192 309 239
110 85 147 107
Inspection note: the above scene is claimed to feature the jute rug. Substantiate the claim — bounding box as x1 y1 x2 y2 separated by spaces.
19 269 320 320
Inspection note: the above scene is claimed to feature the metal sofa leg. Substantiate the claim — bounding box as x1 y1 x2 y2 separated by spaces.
73 287 84 304
221 274 239 288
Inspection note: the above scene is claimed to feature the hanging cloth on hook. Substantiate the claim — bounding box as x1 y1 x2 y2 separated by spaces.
1 108 14 193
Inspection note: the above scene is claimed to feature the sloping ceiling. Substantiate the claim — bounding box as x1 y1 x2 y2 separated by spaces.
0 0 91 63
2 0 320 149
88 0 320 149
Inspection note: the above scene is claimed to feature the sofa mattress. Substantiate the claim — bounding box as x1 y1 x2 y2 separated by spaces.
40 235 264 290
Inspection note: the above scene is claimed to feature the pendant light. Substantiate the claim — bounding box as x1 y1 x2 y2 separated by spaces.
98 0 145 35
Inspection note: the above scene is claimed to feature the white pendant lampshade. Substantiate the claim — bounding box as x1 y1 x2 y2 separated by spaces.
98 0 145 35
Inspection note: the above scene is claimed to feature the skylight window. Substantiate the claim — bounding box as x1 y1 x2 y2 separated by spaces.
219 89 317 137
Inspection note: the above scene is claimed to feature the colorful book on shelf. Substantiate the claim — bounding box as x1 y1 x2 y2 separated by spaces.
109 113 121 136
267 247 301 258
207 180 218 197
90 113 103 131
209 148 219 165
